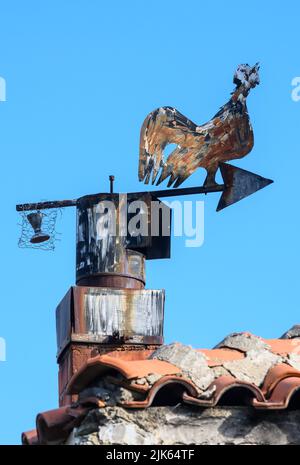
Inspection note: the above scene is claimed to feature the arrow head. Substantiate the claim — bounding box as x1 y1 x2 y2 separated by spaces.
217 163 273 212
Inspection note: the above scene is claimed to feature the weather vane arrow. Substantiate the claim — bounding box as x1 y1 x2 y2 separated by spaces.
15 162 273 214
133 162 273 211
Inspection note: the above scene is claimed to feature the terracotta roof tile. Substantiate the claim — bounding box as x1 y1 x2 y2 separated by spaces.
21 429 39 446
263 338 300 355
261 363 300 395
198 348 245 367
253 377 300 409
182 375 265 407
36 404 96 445
119 376 199 408
68 354 182 394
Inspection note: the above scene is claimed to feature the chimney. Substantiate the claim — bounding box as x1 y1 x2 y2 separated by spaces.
56 188 172 405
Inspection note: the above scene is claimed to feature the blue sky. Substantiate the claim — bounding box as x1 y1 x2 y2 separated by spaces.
0 0 299 444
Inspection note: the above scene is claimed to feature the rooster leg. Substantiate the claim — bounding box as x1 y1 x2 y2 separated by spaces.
203 165 220 188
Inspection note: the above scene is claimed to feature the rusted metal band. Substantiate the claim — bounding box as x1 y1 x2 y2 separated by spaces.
76 272 146 289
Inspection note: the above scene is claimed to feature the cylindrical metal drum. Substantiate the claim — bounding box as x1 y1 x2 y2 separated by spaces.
76 193 146 288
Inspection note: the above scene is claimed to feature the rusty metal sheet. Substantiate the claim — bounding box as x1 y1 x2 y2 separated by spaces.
138 63 260 188
56 288 72 356
56 286 165 357
75 286 164 342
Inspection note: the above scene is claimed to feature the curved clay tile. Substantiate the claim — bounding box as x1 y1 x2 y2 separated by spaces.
36 405 91 445
253 377 300 410
21 429 39 446
182 375 265 407
252 376 300 409
67 354 181 394
119 376 199 409
261 363 300 396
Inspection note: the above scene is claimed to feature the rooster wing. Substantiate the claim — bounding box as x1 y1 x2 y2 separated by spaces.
138 106 206 187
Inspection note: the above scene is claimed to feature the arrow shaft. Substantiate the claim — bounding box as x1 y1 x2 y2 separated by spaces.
16 185 225 212
146 184 225 198
16 199 77 212
15 164 272 213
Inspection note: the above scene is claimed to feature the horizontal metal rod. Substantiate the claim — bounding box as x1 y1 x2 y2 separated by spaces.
16 185 225 212
148 184 225 198
16 199 78 212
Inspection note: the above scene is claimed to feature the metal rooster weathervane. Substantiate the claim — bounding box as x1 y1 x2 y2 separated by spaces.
138 62 273 210
16 63 273 248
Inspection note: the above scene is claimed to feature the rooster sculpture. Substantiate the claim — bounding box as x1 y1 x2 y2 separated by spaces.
138 63 260 188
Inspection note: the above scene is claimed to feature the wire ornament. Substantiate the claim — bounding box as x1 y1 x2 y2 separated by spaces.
18 207 62 251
